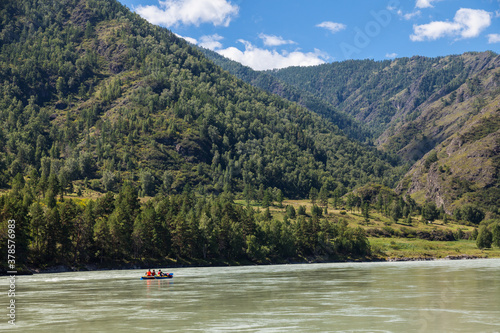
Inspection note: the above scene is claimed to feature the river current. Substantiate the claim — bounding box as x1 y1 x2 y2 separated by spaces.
2 258 499 332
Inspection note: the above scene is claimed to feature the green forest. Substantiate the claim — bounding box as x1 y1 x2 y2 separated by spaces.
1 181 374 268
268 56 474 138
201 45 500 218
0 0 404 269
0 0 499 271
199 47 374 144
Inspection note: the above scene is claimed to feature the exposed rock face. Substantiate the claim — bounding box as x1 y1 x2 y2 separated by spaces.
380 53 500 162
398 108 500 213
393 51 500 212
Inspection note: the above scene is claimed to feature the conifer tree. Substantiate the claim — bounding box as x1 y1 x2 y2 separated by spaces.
319 185 329 207
309 187 318 204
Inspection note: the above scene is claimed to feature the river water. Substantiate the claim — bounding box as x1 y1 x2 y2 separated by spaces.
2 259 500 332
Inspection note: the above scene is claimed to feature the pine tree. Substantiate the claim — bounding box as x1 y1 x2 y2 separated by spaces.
276 189 284 208
28 202 45 257
309 187 318 204
319 185 328 207
471 228 478 240
362 203 370 222
262 188 272 208
264 207 272 220
286 205 296 219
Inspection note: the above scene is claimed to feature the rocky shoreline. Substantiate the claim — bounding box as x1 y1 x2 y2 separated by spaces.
387 254 481 262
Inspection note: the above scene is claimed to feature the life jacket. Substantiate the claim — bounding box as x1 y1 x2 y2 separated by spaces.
147 271 151 276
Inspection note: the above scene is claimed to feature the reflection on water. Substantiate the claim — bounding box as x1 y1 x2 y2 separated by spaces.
1 259 499 332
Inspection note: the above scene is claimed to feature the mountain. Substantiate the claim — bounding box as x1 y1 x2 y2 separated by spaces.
0 0 497 270
0 0 401 200
199 47 374 144
0 0 399 268
267 52 499 159
201 50 500 214
271 52 500 214
396 56 500 215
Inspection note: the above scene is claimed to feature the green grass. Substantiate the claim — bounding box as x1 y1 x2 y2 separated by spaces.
370 238 500 259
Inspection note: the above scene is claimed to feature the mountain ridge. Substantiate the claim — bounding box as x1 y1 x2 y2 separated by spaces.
201 49 500 214
0 0 402 199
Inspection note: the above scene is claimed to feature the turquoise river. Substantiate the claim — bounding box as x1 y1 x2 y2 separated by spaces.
1 258 500 332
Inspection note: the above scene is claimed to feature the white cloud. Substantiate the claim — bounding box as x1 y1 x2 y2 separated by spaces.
175 33 198 44
454 8 492 38
397 9 421 20
487 34 500 43
217 40 329 70
176 33 224 50
259 33 296 47
415 0 442 9
135 0 239 27
496 10 500 18
386 53 398 58
316 21 347 34
198 34 224 50
411 21 462 41
410 8 492 41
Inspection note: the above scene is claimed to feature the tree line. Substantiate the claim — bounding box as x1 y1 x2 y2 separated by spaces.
0 179 372 269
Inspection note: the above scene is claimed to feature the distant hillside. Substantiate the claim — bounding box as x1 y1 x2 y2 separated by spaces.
377 53 500 161
269 53 498 155
199 47 374 143
397 63 500 215
0 0 402 200
269 52 500 213
201 49 500 214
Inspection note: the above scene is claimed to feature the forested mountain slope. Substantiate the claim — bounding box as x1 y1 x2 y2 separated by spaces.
0 0 497 270
202 48 500 214
0 0 401 199
201 45 500 214
270 52 500 214
199 47 373 143
269 53 498 153
0 0 407 268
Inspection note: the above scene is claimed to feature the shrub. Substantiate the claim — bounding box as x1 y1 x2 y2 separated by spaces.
476 226 493 249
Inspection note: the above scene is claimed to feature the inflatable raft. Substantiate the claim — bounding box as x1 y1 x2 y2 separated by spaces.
141 273 173 280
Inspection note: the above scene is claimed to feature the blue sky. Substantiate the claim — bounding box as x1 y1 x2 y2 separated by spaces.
118 0 500 70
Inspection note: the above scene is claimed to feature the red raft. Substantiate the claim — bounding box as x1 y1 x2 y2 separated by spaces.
141 273 173 280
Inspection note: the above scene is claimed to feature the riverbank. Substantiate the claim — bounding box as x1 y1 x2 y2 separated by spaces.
2 247 496 275
3 234 499 276
370 237 500 260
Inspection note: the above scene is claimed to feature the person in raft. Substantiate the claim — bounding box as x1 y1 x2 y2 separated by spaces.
152 269 156 276
158 270 163 277
146 269 152 276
